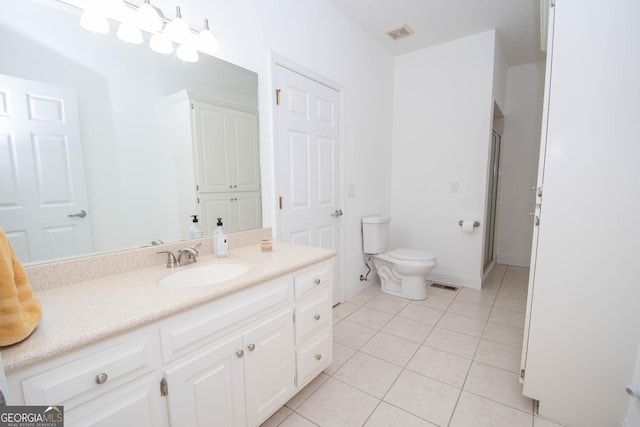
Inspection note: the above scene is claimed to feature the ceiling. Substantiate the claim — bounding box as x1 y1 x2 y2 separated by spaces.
328 0 546 67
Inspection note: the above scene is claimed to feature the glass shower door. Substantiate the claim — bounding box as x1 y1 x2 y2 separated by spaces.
484 130 501 269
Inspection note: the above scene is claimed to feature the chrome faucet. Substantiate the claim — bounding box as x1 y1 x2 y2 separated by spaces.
156 250 179 268
178 245 200 266
156 244 201 268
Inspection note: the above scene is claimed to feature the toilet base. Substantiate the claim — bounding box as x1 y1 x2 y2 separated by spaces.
378 267 431 300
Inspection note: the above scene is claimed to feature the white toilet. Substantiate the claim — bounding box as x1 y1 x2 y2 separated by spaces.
362 215 437 300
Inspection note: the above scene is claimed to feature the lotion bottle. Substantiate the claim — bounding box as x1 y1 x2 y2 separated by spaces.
189 215 203 238
213 217 228 257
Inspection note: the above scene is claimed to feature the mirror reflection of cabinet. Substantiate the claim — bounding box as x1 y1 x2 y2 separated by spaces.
169 91 261 237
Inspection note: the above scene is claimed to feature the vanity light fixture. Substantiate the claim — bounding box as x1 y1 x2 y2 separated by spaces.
117 21 143 44
135 0 163 33
163 6 191 44
197 19 219 54
149 22 174 54
80 1 109 34
177 40 199 62
71 0 214 63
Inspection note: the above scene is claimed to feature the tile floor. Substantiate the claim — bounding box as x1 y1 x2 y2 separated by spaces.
262 264 566 427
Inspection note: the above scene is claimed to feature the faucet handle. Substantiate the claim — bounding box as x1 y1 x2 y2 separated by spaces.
189 243 201 254
156 250 178 268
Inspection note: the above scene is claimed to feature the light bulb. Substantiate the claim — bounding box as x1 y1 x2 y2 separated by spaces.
197 19 219 54
149 23 173 54
177 40 199 62
135 0 162 33
80 6 109 34
164 6 191 44
117 22 143 44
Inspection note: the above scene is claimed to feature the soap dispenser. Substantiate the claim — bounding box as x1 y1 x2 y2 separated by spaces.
189 215 203 238
213 217 228 257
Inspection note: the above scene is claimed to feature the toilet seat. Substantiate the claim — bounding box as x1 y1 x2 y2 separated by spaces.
388 248 435 262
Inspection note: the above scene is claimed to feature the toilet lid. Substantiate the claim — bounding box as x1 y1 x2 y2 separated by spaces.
388 248 435 261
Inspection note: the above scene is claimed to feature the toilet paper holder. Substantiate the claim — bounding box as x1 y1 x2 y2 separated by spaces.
458 220 480 228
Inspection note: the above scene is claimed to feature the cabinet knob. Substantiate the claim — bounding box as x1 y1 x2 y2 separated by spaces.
315 354 322 360
95 373 108 384
236 349 244 358
247 343 256 351
314 314 320 320
314 278 321 285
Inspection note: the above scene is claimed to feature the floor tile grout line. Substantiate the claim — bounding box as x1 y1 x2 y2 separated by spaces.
318 266 531 427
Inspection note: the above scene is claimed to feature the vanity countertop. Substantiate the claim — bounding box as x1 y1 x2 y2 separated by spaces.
1 242 336 373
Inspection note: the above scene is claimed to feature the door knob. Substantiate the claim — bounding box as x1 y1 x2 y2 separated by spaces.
247 343 255 351
68 210 87 218
627 384 640 398
236 349 244 358
331 209 343 217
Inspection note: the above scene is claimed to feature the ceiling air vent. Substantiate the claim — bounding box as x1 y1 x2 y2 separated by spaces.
386 24 413 40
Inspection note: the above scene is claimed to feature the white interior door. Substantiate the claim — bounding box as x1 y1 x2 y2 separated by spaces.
275 64 342 305
0 74 92 263
520 1 640 426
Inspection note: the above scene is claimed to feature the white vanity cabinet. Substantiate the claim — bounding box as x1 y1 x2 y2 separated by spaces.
293 264 333 387
6 260 333 427
161 277 295 427
6 330 167 427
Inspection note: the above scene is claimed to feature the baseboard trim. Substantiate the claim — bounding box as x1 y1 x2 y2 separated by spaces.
496 255 531 268
428 270 482 290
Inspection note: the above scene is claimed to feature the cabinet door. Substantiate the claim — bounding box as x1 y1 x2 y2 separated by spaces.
164 334 246 427
65 374 167 427
198 191 261 234
199 192 235 234
193 102 231 193
243 309 295 427
229 109 260 192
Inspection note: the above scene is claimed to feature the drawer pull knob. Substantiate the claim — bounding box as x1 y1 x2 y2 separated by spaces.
247 343 256 351
95 373 108 385
314 278 321 285
314 314 321 320
315 354 322 360
236 349 244 358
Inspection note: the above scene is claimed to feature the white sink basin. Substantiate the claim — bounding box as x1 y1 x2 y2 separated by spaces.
158 263 249 288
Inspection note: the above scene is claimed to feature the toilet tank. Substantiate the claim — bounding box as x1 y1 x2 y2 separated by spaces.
362 215 390 254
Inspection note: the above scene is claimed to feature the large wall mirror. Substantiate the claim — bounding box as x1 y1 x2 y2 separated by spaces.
0 0 261 265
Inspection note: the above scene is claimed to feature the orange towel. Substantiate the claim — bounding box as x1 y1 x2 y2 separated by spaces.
0 227 42 346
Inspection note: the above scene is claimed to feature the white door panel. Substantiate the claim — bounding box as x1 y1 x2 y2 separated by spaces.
521 1 640 426
0 74 92 262
276 65 342 304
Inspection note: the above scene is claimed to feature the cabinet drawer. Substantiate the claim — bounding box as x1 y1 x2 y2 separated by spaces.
294 265 330 300
296 328 332 387
295 289 331 343
21 333 157 410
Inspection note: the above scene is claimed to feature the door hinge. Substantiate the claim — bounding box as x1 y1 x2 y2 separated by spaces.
534 400 540 414
160 377 168 396
520 369 526 380
191 102 194 110
537 186 543 197
196 184 199 191
292 312 295 323
275 89 281 105
279 196 283 210
197 197 200 204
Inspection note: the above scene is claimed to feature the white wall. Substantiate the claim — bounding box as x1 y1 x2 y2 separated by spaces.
496 62 544 266
391 30 504 288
